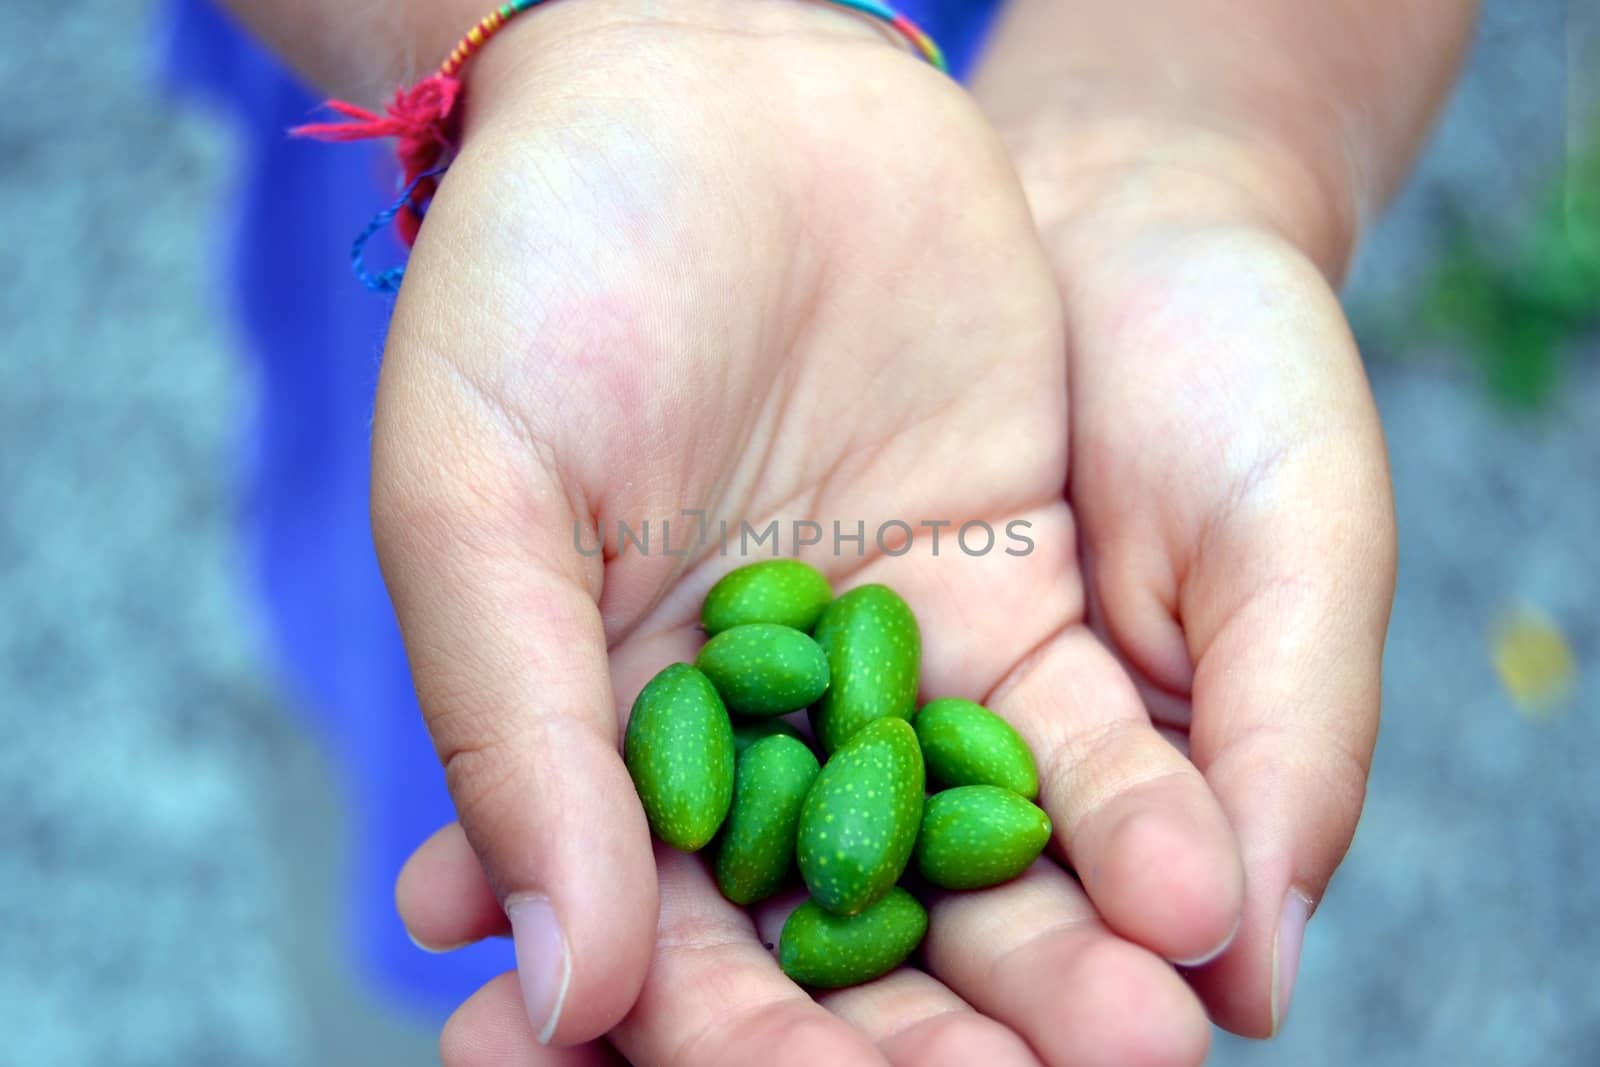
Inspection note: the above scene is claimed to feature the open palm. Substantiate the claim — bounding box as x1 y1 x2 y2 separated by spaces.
376 4 1394 1065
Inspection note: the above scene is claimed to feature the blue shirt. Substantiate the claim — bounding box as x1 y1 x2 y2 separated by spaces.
160 0 1002 1015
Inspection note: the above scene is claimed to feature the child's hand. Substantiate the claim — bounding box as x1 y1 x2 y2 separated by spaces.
995 113 1398 1038
374 1 1393 1063
374 0 1230 1061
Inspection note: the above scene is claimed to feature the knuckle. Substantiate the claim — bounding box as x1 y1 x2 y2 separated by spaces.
1040 717 1192 832
441 737 525 832
435 706 614 843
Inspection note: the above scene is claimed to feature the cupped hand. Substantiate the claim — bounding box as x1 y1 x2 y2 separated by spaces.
365 1 1394 1064
988 110 1398 1037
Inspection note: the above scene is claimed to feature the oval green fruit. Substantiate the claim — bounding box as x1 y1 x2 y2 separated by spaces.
797 717 924 915
914 785 1052 890
715 735 821 905
914 698 1039 799
702 559 833 636
779 887 928 989
809 585 921 753
695 623 830 717
623 663 735 851
732 717 808 756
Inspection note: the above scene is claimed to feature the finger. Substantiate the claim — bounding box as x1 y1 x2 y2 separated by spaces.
412 821 1207 1066
987 626 1244 965
397 822 510 951
748 894 1040 1067
1062 234 1396 1036
407 827 1013 1067
392 625 709 956
1179 409 1395 1036
611 847 887 1067
441 851 889 1067
404 836 888 1066
821 972 1042 1067
1070 251 1393 1035
926 860 1211 1067
443 978 627 1067
809 506 1243 963
372 333 656 1044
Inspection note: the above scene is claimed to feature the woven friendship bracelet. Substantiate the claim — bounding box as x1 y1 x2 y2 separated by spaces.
292 0 946 289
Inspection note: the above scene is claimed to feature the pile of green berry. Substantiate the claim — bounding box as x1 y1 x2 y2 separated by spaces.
624 559 1052 989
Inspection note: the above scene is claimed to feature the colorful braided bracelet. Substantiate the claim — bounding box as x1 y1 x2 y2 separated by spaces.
293 0 946 289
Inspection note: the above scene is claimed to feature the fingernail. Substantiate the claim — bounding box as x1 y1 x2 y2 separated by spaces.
406 929 468 955
1271 889 1311 1035
508 895 572 1045
1171 913 1240 968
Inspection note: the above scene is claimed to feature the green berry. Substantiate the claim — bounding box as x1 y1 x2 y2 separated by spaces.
779 888 928 989
809 585 921 753
797 717 924 915
696 623 830 717
623 663 734 851
732 717 808 756
714 735 821 905
702 559 833 636
914 698 1039 799
914 785 1052 890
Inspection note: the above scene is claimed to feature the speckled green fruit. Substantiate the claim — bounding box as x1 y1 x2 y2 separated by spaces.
732 717 807 756
702 559 833 636
623 663 735 852
695 624 830 717
779 888 928 989
915 698 1039 799
714 735 821 905
797 717 924 915
809 585 921 753
915 785 1052 890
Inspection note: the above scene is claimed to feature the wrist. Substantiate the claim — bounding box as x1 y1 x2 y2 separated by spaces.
998 103 1361 283
234 0 910 106
430 0 924 137
454 0 921 142
450 0 907 92
472 0 900 53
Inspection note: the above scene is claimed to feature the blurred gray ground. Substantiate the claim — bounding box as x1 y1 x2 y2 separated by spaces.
0 2 1594 1065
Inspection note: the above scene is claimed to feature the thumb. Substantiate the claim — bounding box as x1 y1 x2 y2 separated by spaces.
1068 230 1397 1036
1181 342 1396 1036
371 327 657 1045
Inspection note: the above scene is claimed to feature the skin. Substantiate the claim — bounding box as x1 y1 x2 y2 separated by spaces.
970 0 1476 1037
225 0 1478 1060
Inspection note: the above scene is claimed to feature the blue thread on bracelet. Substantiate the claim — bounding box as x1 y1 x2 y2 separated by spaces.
353 167 447 294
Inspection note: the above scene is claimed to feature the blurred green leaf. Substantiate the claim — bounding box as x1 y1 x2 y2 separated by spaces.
1417 114 1600 410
